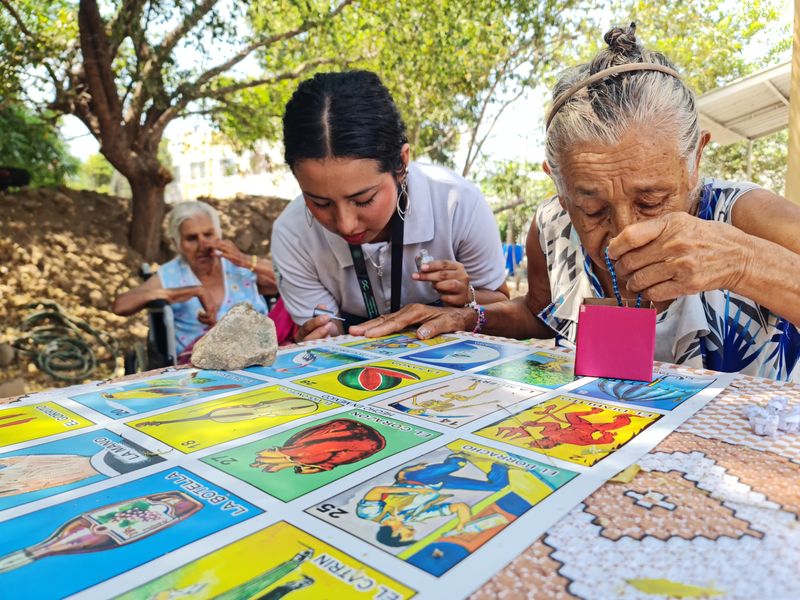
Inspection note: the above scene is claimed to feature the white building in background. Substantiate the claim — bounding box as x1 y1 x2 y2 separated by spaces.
168 131 298 203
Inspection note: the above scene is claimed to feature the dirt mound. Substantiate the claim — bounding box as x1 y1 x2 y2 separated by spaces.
0 187 287 394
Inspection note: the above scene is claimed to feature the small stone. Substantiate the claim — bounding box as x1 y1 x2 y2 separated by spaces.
191 302 277 370
0 343 15 367
89 289 105 308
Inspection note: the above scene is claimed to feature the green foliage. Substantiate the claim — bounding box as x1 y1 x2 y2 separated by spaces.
73 152 115 192
702 130 789 195
0 104 77 186
480 160 556 245
222 0 586 169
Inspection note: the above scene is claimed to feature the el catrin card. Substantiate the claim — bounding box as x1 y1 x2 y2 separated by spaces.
117 521 415 600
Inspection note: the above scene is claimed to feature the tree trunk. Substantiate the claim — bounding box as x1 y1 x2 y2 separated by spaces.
128 176 167 262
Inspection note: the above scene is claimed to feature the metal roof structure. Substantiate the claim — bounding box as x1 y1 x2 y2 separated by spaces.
697 61 791 146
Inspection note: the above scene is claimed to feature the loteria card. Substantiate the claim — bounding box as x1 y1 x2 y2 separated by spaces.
117 521 415 600
294 360 451 403
373 376 540 428
246 347 367 380
476 351 576 389
126 386 338 453
340 332 458 357
572 371 716 411
203 409 439 502
402 339 527 371
0 402 93 447
309 439 577 577
0 429 164 512
0 467 260 600
475 395 661 467
70 370 264 419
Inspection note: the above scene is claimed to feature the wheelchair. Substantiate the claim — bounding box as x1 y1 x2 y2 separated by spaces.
123 265 178 374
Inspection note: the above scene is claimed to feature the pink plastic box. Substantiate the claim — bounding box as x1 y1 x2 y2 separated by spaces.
574 298 656 382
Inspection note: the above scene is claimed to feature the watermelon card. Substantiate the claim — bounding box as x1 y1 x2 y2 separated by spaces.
293 360 451 402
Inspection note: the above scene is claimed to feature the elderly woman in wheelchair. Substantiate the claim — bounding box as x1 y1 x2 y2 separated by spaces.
112 201 277 366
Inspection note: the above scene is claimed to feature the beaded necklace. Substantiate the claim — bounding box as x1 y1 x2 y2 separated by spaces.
603 248 642 308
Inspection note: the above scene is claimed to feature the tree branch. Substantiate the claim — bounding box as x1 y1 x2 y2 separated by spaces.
107 0 146 56
187 0 354 92
79 0 130 171
197 56 340 100
492 197 527 214
417 127 458 158
156 0 217 62
0 0 62 87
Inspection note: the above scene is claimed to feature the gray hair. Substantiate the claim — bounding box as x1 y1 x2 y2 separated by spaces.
545 24 701 193
166 201 222 250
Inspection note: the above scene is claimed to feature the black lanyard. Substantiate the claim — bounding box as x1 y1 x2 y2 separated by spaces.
348 190 406 318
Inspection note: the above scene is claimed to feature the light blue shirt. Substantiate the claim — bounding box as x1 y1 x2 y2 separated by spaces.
158 256 268 353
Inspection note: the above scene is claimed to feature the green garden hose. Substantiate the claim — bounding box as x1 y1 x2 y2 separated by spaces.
11 301 118 382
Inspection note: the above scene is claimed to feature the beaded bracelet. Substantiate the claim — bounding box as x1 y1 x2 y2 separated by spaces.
249 254 258 272
471 304 487 333
603 248 642 308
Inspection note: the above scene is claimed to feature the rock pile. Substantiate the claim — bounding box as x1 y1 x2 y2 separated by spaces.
0 187 287 393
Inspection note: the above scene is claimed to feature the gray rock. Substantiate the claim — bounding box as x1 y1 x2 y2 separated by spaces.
0 343 15 367
190 302 277 370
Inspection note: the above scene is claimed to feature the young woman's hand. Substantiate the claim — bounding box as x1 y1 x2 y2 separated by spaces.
412 259 472 306
295 305 344 342
349 304 475 339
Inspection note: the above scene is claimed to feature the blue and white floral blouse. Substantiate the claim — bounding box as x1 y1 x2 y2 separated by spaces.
536 178 800 382
158 256 268 353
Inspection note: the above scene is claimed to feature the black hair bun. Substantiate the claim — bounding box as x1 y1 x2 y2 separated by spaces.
604 22 638 53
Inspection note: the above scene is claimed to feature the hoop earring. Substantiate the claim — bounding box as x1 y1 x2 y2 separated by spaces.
304 204 314 228
396 174 409 221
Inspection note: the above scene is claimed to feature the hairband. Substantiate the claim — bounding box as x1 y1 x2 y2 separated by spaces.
545 62 682 130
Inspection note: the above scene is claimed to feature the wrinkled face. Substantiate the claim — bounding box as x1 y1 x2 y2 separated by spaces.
179 214 219 271
553 126 700 282
292 157 401 245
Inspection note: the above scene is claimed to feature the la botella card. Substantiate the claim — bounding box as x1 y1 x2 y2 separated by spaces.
574 297 656 382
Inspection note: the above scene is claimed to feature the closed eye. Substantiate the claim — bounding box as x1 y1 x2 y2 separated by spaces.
354 193 377 207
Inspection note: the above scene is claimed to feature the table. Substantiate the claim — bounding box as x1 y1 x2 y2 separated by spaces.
0 334 797 599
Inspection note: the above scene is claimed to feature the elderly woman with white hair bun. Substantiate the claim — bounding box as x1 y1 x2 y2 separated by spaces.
354 23 800 382
113 200 277 358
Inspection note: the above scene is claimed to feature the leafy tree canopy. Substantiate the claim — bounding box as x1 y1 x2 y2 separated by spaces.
0 103 77 186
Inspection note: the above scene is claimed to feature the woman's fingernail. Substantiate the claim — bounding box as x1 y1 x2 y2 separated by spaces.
418 326 430 338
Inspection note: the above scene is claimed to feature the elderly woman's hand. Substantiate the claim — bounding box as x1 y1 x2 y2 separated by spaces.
207 239 251 269
607 211 751 302
349 304 476 339
411 259 472 306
